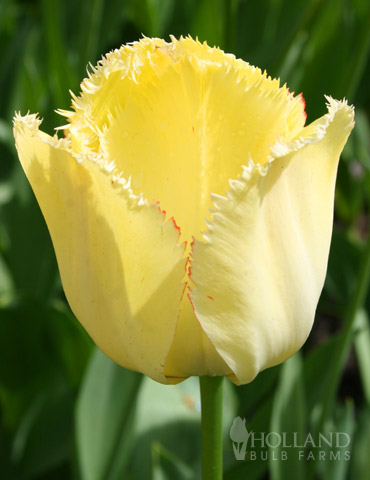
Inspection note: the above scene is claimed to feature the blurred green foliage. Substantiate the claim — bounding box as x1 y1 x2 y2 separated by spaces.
1 0 370 479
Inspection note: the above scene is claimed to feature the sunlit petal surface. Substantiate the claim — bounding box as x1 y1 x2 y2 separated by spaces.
14 114 187 383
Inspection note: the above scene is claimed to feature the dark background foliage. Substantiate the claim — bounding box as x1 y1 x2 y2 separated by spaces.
0 0 370 479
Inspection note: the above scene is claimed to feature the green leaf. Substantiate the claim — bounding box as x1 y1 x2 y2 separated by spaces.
0 11 31 118
78 0 105 68
269 353 306 480
189 0 224 47
224 459 268 480
0 414 13 480
0 298 91 391
325 230 362 304
129 0 176 38
315 401 355 480
304 334 341 413
0 299 58 392
351 109 370 171
0 297 91 430
235 366 279 418
129 376 201 479
1 176 59 299
40 0 77 107
353 309 370 406
349 406 370 479
75 348 142 480
224 398 273 480
151 442 194 480
0 254 14 298
11 383 74 480
129 376 237 479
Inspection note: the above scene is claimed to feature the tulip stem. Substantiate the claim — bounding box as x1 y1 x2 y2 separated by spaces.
199 376 224 480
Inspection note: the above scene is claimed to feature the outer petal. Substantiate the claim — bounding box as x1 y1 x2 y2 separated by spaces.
14 114 187 384
190 98 354 385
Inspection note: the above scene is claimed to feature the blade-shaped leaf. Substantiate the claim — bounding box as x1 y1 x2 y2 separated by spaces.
151 442 194 480
270 353 306 480
76 348 142 480
354 309 370 406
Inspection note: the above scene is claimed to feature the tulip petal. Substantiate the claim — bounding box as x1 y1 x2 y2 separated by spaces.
14 114 187 384
190 98 354 385
164 293 233 382
62 36 306 245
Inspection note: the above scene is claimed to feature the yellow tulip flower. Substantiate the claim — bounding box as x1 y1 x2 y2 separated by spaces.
14 36 354 385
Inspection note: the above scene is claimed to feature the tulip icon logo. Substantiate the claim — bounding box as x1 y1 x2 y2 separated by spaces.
230 417 251 460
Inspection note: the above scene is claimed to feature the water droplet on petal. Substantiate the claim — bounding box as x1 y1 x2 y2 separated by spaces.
122 131 128 138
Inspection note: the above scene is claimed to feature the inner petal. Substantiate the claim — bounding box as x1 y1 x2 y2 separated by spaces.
67 38 306 244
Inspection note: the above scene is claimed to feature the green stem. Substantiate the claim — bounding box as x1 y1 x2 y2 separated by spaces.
199 376 224 480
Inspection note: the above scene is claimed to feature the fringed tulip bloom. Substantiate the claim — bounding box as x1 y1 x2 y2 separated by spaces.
14 36 354 385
